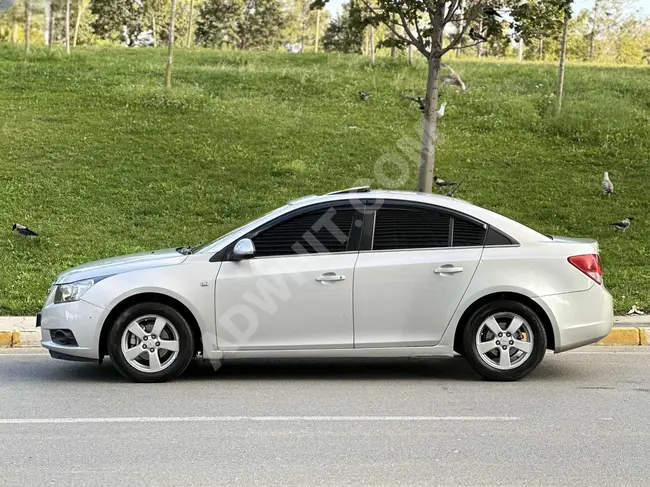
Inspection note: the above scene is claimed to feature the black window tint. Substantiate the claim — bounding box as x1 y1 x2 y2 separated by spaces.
452 218 486 247
373 207 451 250
485 227 515 246
252 207 355 257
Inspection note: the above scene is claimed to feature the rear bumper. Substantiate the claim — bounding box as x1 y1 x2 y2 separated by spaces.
535 285 614 353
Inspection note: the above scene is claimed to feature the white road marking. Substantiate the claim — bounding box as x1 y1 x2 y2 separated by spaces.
0 416 519 425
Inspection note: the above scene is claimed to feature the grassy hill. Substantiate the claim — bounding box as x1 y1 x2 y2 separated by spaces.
1 45 648 315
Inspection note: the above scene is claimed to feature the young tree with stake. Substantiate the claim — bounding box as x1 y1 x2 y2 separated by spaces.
313 0 499 192
165 0 177 89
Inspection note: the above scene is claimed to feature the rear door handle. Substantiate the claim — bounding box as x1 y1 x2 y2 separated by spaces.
316 273 346 282
434 265 464 274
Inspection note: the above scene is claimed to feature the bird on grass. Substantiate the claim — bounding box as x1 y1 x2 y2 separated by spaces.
609 216 633 232
601 171 613 196
12 223 38 237
483 6 502 17
469 28 488 43
440 64 467 91
359 92 371 101
434 175 457 188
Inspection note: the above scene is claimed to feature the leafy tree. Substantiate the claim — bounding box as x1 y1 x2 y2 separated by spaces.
320 0 363 54
509 0 565 60
195 0 244 48
90 0 148 45
284 0 329 52
315 0 510 192
239 0 285 49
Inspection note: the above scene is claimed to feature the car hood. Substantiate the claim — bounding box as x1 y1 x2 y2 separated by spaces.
55 248 188 284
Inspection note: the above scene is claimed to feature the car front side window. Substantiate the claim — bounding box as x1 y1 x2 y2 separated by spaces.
251 204 360 257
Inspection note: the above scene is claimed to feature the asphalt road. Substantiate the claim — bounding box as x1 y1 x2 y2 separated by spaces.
1 348 649 486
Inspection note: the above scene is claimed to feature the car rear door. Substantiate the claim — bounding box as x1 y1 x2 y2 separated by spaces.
353 201 485 347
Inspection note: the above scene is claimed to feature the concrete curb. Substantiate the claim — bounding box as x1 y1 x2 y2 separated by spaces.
1 316 650 349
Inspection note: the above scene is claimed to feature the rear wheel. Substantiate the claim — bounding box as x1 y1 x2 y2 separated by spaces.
108 302 194 383
462 300 547 381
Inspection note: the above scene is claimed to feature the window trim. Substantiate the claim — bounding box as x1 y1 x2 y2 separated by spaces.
358 199 518 252
210 201 365 262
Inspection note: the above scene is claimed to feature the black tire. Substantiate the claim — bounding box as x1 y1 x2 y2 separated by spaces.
108 302 195 383
462 300 547 381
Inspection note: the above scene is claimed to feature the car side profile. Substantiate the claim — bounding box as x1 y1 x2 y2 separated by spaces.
39 188 614 382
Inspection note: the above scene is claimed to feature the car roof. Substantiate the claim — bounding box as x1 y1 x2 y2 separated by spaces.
288 190 546 243
200 189 547 254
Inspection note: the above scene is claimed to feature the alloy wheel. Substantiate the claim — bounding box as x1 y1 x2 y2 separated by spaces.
475 312 534 371
120 314 180 373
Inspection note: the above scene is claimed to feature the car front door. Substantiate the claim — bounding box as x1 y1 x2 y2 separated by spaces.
353 201 485 347
214 202 363 351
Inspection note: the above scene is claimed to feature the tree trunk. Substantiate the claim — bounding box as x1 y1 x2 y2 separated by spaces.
73 0 83 47
369 26 375 66
48 1 55 47
314 9 321 53
417 1 445 193
407 43 413 65
476 19 482 57
186 0 194 48
152 14 157 47
11 22 18 44
455 0 464 57
390 15 396 57
556 10 569 112
418 57 441 193
518 38 523 61
165 0 177 89
65 0 71 54
538 38 543 60
24 0 31 54
589 0 600 61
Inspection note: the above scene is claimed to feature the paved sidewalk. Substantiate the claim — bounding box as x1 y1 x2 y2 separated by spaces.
1 315 649 348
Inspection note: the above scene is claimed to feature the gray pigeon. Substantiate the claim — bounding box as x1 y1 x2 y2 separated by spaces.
602 171 613 195
609 216 633 232
12 223 38 237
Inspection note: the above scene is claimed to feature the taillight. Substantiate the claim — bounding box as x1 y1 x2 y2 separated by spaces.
568 254 603 284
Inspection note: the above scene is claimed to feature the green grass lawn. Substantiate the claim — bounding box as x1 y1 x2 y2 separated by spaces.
0 44 649 315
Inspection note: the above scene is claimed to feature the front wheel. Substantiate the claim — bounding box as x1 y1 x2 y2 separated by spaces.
462 300 547 381
108 302 195 383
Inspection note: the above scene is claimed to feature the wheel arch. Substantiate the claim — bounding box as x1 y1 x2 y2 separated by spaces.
98 292 203 358
453 292 555 354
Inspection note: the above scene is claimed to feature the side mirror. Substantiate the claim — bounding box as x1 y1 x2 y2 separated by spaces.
232 238 256 260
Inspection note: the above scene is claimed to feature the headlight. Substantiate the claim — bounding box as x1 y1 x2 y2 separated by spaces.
54 279 96 304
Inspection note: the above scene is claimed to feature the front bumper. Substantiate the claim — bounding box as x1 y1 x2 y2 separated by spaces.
535 284 614 353
40 299 105 360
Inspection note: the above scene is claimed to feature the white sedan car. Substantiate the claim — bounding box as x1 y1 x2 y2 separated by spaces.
39 188 613 382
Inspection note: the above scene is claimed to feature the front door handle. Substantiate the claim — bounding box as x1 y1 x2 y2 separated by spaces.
316 273 346 282
434 265 464 275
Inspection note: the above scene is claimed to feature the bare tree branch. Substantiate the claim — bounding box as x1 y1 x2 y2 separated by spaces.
395 8 431 56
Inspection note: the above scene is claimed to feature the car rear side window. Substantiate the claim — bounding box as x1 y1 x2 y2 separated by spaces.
252 206 357 257
452 217 486 247
372 207 451 250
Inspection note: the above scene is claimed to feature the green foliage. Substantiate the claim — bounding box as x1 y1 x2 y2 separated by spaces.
195 0 244 48
90 0 148 45
283 0 329 52
321 0 363 53
239 0 285 50
195 0 284 50
0 46 650 314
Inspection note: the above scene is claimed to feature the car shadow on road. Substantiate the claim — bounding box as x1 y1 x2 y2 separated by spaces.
11 354 583 384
